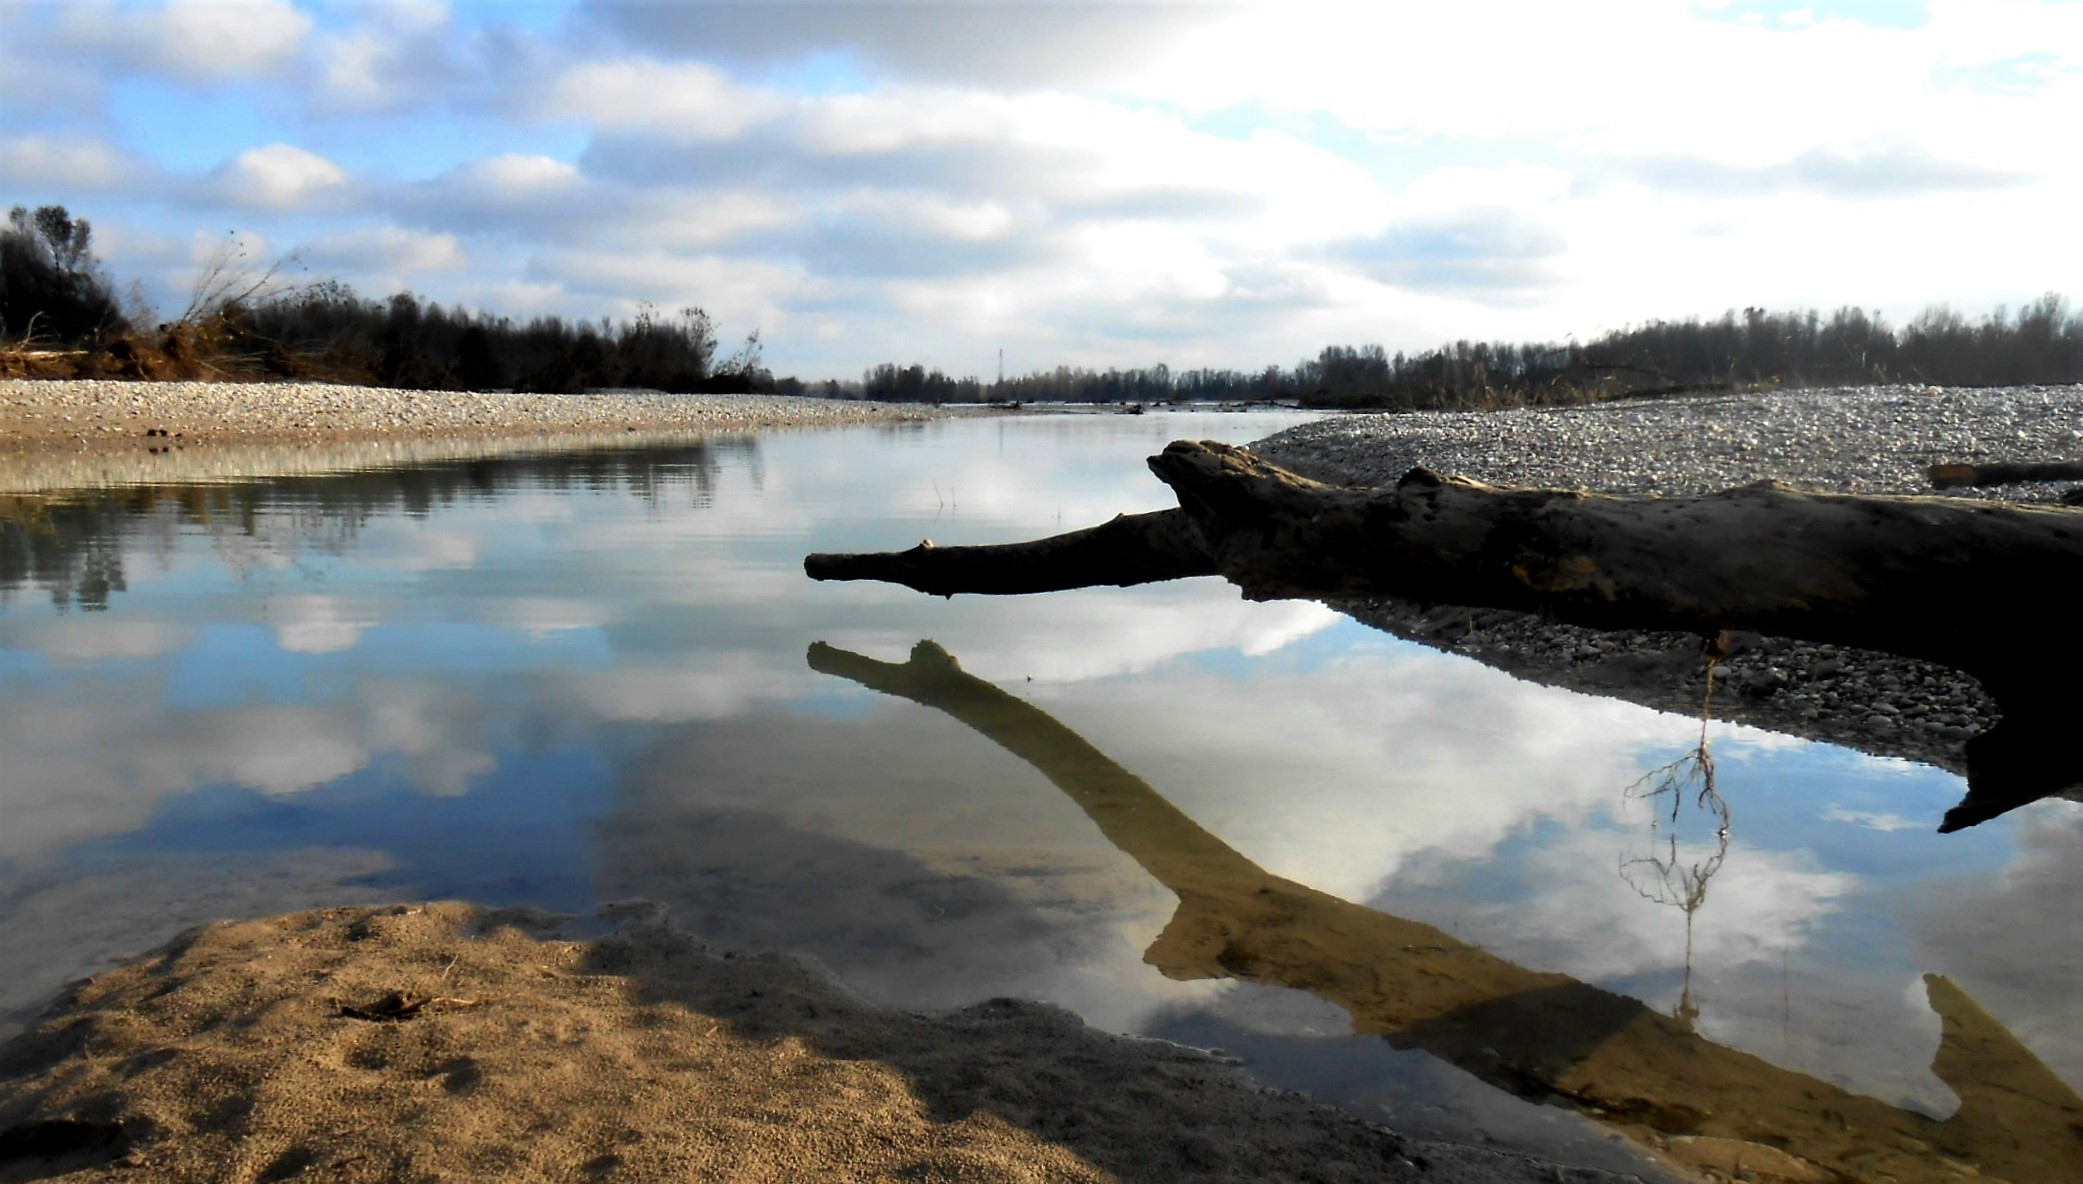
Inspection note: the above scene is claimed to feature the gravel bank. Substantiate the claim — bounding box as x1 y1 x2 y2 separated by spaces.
1252 385 2083 780
0 379 934 452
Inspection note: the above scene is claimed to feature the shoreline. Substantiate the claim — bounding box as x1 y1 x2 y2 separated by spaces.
0 379 942 493
0 902 1670 1184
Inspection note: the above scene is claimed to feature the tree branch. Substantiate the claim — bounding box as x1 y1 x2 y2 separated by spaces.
805 508 1214 596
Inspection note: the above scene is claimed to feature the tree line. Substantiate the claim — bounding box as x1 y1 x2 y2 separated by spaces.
1 202 773 393
860 298 2083 409
7 200 2080 407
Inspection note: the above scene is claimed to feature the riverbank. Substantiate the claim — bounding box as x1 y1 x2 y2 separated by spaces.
0 902 1666 1184
0 379 939 493
1251 383 2083 784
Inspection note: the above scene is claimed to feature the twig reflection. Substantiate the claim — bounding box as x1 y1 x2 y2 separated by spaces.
1620 658 1730 1032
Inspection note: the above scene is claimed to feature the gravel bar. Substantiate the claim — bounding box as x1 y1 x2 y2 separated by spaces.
0 379 935 453
1251 384 2083 783
0 379 940 493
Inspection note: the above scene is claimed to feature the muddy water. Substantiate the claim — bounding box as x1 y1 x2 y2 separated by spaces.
1 411 2077 1180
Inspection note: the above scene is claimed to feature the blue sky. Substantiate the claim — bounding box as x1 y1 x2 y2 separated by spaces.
2 0 2079 381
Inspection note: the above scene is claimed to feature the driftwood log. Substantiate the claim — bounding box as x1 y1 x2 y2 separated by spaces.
809 639 2083 1184
807 440 2083 828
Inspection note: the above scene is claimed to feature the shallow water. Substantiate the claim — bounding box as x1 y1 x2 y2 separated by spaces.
2 411 2078 1179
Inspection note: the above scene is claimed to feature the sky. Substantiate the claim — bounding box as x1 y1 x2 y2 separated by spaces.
1 0 2079 382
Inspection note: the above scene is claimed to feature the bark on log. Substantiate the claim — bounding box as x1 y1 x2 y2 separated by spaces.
806 440 2083 827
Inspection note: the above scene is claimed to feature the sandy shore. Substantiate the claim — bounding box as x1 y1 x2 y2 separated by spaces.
0 903 1662 1184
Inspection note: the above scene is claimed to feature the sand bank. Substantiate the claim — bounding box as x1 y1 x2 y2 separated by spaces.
0 903 1658 1184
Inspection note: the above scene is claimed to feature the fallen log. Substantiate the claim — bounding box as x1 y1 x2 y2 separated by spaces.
806 440 2083 827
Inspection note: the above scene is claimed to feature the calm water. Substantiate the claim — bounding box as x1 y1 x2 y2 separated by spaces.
2 411 2078 1179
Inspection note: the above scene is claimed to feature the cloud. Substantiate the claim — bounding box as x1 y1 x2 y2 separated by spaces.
360 678 495 797
1821 805 1924 832
1328 209 1567 297
0 696 368 859
396 154 594 242
0 135 146 191
761 196 1043 280
485 597 611 638
306 226 466 278
5 0 2077 387
398 156 799 256
211 143 351 210
1423 820 1858 986
59 0 313 85
269 594 376 654
578 0 1231 88
1908 805 2083 1084
312 0 471 113
22 618 191 662
545 59 790 138
557 652 810 723
1625 146 2034 199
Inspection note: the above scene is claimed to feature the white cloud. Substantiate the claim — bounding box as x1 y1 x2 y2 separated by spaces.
0 135 142 190
158 0 313 80
213 143 350 210
1822 806 1924 832
60 0 312 85
546 59 788 138
642 190 801 249
5 0 2077 378
0 697 368 858
1464 820 1858 985
459 152 582 193
361 678 494 797
23 619 191 662
314 0 455 111
560 652 808 723
270 594 375 654
531 248 814 336
309 226 465 277
487 596 611 638
373 525 480 571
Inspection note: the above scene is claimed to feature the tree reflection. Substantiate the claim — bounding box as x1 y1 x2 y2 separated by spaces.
0 440 754 611
811 639 2083 1184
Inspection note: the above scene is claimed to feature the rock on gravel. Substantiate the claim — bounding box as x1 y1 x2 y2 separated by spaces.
1251 384 2083 784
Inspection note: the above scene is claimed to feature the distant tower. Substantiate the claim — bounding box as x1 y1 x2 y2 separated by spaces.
997 348 1004 386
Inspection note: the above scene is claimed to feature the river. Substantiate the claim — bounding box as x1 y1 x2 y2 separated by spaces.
1 409 2077 1180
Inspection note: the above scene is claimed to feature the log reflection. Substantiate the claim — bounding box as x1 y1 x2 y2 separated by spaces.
809 639 2083 1184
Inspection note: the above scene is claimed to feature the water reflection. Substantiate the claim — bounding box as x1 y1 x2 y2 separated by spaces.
0 441 749 614
1620 670 1729 1034
811 639 2083 1183
1 415 2077 1174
